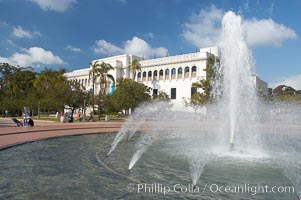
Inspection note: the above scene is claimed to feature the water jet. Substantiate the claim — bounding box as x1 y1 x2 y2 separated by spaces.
230 142 234 151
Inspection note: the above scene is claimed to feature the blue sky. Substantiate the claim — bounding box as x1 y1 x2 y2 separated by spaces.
0 0 300 89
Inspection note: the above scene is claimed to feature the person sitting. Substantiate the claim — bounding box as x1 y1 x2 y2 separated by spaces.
28 118 34 126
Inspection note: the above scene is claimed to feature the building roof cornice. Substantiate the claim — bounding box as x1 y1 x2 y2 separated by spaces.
139 52 208 67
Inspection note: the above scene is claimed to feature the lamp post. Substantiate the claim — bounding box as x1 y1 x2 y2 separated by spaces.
83 98 86 117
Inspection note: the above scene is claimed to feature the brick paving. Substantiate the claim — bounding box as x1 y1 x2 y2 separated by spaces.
0 118 124 150
1 117 300 150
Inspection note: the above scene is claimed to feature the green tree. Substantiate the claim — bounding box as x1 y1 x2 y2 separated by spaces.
272 85 301 102
0 63 17 115
153 91 170 101
185 54 220 109
64 80 89 118
0 63 37 116
183 92 208 113
33 68 68 117
192 55 219 103
106 78 151 113
0 63 91 118
0 63 17 90
128 58 142 80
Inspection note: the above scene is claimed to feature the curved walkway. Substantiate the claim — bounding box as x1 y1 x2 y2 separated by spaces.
2 117 301 150
0 118 123 150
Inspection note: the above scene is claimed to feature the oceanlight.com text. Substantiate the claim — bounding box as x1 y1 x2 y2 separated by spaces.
126 183 295 196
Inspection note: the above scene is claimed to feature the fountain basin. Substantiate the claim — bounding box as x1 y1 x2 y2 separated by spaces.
0 132 299 199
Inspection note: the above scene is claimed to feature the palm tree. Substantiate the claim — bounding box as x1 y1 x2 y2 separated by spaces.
88 61 114 117
98 62 114 96
128 58 141 80
88 61 101 114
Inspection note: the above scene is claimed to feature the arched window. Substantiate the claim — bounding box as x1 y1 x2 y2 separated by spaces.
137 72 141 81
142 71 146 81
153 70 158 80
178 67 183 74
148 71 152 81
191 66 197 77
165 69 170 80
184 66 190 73
171 68 176 79
159 69 164 80
192 66 197 73
159 69 164 76
184 66 190 78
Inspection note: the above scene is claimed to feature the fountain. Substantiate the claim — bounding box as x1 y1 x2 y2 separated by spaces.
106 11 301 198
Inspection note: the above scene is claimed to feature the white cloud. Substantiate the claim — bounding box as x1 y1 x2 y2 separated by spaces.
12 26 41 39
12 26 32 38
93 40 123 55
272 74 301 90
182 5 223 48
182 6 297 47
116 0 126 3
0 47 65 67
0 21 8 28
6 40 16 47
145 32 154 39
29 0 77 12
93 36 168 58
245 18 297 47
124 37 168 58
65 45 81 52
267 2 274 17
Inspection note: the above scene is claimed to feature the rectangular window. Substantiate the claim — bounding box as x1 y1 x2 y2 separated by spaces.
171 88 176 99
191 87 197 97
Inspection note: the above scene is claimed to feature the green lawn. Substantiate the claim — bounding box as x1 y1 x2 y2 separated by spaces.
31 117 60 122
30 115 128 123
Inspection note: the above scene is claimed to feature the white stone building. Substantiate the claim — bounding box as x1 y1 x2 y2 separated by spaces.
65 46 267 111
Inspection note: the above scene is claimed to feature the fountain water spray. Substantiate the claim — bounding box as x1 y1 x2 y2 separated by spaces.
218 11 258 151
105 12 301 196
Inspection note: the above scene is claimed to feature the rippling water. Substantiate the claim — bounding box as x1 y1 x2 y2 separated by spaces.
0 133 299 200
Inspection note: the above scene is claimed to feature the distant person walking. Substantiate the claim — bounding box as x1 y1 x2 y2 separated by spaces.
88 112 93 122
77 111 82 121
4 110 8 118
